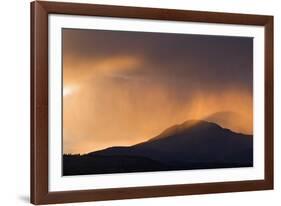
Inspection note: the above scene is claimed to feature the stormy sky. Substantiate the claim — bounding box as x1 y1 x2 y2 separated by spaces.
63 28 253 154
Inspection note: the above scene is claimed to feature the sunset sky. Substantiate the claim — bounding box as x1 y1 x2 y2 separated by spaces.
63 28 253 154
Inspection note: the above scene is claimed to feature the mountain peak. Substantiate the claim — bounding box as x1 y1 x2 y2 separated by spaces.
148 120 222 142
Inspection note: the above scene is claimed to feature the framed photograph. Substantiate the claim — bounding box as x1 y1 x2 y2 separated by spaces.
31 1 274 204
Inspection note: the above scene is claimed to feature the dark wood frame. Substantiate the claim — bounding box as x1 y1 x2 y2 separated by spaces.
31 0 274 204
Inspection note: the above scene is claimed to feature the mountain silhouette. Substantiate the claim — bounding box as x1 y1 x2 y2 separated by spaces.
63 120 253 176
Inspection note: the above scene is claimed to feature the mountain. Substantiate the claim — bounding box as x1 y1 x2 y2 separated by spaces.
63 120 253 176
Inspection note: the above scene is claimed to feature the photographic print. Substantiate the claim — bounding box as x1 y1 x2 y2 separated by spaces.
62 29 253 176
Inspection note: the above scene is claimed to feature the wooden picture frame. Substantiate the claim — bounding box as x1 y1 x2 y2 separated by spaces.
31 0 274 204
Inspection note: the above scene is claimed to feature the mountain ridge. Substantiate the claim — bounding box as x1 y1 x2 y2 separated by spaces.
63 120 253 176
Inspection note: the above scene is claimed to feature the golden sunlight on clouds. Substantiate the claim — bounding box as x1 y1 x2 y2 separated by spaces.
62 29 253 154
63 55 141 86
63 55 253 154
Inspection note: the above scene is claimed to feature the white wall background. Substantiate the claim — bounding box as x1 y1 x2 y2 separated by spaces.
0 0 280 205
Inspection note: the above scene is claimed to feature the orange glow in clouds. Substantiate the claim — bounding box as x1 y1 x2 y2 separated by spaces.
63 55 253 154
63 29 253 154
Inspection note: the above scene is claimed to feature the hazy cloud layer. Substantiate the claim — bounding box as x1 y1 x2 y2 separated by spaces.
63 29 253 154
